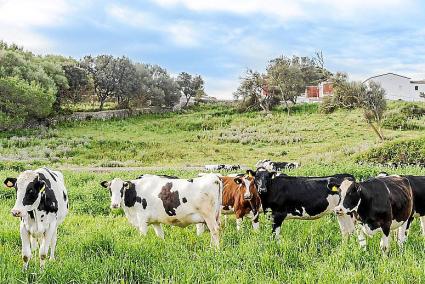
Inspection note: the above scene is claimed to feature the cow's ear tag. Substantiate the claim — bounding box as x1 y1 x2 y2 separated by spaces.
39 185 46 193
331 186 338 192
248 173 253 178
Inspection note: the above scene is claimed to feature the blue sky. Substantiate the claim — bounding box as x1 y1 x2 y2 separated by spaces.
1 0 425 99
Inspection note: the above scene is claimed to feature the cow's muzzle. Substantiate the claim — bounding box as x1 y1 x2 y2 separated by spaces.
334 206 346 216
244 194 252 200
111 203 120 209
11 209 23 217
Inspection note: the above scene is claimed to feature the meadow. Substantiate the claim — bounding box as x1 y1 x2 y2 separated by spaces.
1 102 425 283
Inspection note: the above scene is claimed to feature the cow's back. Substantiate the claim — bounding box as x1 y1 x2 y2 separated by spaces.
135 174 222 225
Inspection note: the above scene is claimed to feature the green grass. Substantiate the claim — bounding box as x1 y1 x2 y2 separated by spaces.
1 102 425 283
1 102 424 168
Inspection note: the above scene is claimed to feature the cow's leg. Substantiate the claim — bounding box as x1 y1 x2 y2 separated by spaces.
30 236 38 252
421 216 425 236
139 222 148 236
203 216 220 248
20 222 31 270
39 222 57 267
49 228 58 260
336 214 355 241
250 209 260 230
236 218 243 231
272 212 286 240
357 226 367 250
196 223 206 235
397 220 410 247
380 226 391 255
153 224 164 239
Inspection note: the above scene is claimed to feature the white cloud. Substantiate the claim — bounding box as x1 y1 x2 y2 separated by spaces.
105 4 202 47
151 0 410 22
204 76 240 100
0 0 72 52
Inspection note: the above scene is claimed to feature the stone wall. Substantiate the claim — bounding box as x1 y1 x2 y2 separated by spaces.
57 107 171 122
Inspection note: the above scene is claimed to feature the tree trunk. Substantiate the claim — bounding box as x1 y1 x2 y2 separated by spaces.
284 100 290 116
183 95 191 108
369 122 384 141
99 99 105 111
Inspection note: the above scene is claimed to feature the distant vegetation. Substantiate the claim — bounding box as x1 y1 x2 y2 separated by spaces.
234 52 331 113
0 41 204 130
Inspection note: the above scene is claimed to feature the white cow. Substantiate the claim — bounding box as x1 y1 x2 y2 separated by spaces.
101 173 223 247
4 167 69 269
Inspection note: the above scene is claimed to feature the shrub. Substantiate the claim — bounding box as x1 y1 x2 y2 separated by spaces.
0 77 55 130
400 104 425 119
356 137 425 164
382 112 422 130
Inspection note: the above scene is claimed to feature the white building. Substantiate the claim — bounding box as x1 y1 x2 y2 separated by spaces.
364 73 425 102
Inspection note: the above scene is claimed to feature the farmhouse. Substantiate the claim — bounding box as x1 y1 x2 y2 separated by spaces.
299 81 333 102
363 73 425 102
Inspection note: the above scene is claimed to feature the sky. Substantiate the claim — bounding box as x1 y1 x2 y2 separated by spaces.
1 0 425 99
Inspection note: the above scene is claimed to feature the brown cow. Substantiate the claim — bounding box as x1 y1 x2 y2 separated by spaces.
221 170 262 230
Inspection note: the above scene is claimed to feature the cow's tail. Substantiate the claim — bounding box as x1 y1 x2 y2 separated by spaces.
216 177 224 226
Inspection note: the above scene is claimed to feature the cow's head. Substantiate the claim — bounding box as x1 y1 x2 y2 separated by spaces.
234 170 257 200
331 178 361 215
4 171 46 217
254 168 276 194
101 178 126 209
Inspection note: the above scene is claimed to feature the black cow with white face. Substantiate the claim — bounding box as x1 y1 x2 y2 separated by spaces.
254 168 355 239
3 168 69 269
332 175 413 253
377 173 425 241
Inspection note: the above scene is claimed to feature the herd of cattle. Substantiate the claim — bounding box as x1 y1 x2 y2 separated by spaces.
3 165 425 269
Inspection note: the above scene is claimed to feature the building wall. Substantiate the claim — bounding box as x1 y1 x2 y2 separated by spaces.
366 74 425 102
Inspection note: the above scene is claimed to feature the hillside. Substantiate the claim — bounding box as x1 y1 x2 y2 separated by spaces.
1 102 424 170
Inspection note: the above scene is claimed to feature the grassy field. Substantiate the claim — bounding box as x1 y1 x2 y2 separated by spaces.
1 102 425 283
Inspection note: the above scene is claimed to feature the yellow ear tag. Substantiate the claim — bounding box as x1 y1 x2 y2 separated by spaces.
39 185 46 193
331 186 338 192
248 173 253 178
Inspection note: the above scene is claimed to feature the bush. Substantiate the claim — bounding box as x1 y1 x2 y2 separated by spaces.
0 77 55 130
356 137 425 164
382 112 422 130
400 104 425 119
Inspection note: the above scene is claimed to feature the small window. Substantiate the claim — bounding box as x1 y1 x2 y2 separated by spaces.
415 86 419 91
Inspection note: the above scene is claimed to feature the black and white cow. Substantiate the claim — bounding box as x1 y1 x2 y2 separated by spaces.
255 160 299 171
332 175 413 253
101 173 223 247
377 173 425 240
254 168 355 239
205 164 225 171
4 168 69 269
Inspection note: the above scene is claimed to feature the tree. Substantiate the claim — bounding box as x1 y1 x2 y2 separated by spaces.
60 64 91 106
322 74 387 141
80 55 118 110
176 72 204 108
233 69 276 111
114 56 141 109
266 56 305 115
360 81 387 140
